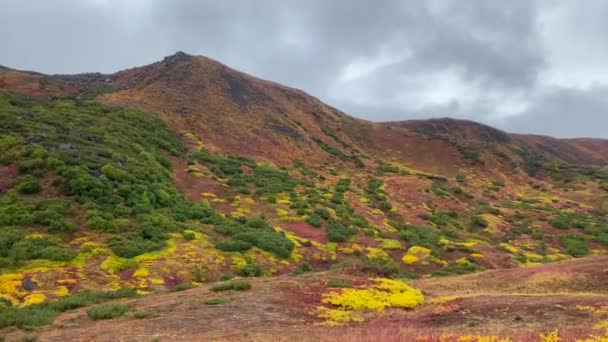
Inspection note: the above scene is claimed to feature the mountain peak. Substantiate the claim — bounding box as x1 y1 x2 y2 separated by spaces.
158 51 199 68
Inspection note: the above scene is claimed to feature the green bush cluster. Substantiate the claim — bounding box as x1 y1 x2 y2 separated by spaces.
313 137 363 167
194 148 298 195
326 221 357 242
86 303 130 320
326 278 352 288
458 146 483 165
550 211 591 230
431 259 483 277
559 234 589 257
395 223 443 256
0 91 189 259
14 175 42 194
470 215 489 230
214 216 294 258
0 227 76 268
306 214 323 227
330 178 351 204
0 197 76 235
366 178 392 212
237 263 263 277
204 297 231 305
132 309 160 319
377 162 406 175
425 207 460 229
0 288 135 329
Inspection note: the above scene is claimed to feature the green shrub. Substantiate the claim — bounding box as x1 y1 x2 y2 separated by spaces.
218 273 234 281
108 234 166 259
48 289 136 312
455 174 467 183
238 264 263 277
292 262 312 275
170 283 195 292
0 306 57 329
17 158 46 174
306 214 323 228
550 216 571 229
216 240 252 252
204 298 231 305
327 278 351 288
0 289 135 329
361 257 399 276
470 215 489 229
232 230 294 259
132 309 160 319
183 231 196 240
327 222 357 242
397 224 443 256
15 175 42 194
210 280 252 292
432 259 483 277
314 208 331 220
559 234 589 257
87 304 129 320
8 237 77 264
397 271 420 280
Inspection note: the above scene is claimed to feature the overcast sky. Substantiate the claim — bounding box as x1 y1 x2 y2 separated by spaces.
1 1 607 138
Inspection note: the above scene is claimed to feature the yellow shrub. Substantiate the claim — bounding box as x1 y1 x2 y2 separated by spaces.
540 330 560 342
455 257 470 266
380 239 402 250
366 247 390 261
371 208 384 215
20 292 46 307
101 255 138 273
407 246 431 257
318 278 424 325
402 254 419 265
499 243 519 254
55 286 70 297
0 273 25 299
451 335 512 342
150 278 165 285
230 255 248 271
402 245 431 266
133 266 149 278
316 307 363 326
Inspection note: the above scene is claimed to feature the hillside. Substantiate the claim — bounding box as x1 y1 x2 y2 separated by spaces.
4 256 608 341
1 53 608 340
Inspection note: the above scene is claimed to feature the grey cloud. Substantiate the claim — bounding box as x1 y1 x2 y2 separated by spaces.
0 0 607 138
504 86 608 138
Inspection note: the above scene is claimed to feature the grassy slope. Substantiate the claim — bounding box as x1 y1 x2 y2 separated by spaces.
2 256 606 341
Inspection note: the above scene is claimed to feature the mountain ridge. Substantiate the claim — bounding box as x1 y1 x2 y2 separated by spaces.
0 51 606 140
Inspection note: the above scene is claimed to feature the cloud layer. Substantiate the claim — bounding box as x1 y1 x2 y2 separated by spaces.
1 0 607 138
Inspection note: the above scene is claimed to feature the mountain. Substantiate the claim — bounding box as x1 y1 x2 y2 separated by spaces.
4 52 608 171
0 52 608 340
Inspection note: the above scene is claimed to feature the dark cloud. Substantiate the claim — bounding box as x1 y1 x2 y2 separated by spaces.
0 0 607 138
504 86 608 138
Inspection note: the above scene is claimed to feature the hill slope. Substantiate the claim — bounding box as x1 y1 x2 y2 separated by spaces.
5 256 608 341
